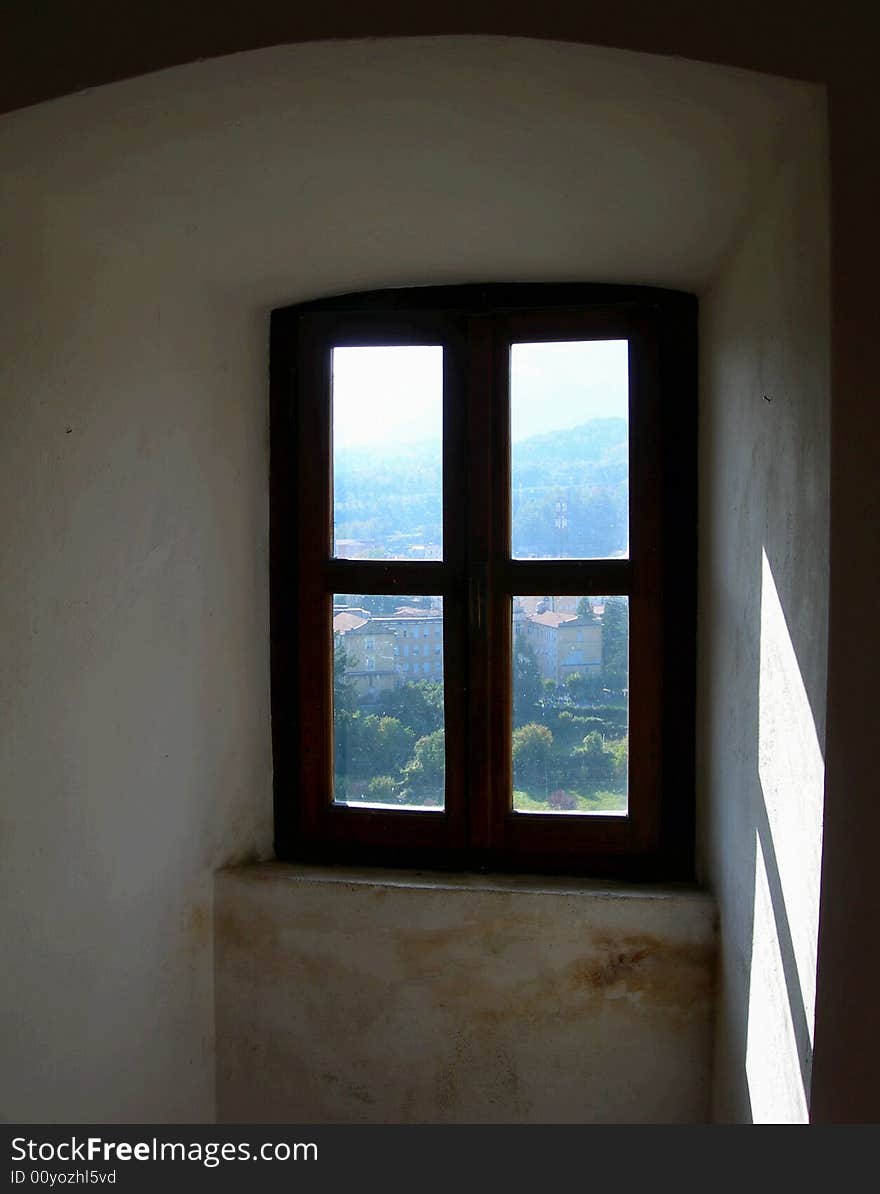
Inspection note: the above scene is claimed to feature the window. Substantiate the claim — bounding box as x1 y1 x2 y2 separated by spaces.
271 284 696 877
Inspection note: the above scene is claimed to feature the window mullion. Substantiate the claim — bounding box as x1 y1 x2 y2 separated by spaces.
463 314 496 851
483 314 515 851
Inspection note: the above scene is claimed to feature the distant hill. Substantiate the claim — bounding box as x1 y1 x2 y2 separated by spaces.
334 417 629 558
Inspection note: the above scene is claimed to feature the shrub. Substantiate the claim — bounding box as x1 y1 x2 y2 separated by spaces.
575 731 615 783
366 775 398 802
512 722 553 786
548 788 578 810
401 728 445 791
609 737 628 785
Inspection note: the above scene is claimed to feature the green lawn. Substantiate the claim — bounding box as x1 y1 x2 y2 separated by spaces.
513 787 627 814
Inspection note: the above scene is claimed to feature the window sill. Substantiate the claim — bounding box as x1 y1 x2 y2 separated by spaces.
215 862 716 1123
217 858 710 906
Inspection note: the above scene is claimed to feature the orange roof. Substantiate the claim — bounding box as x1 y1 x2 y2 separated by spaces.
528 611 579 628
333 612 368 634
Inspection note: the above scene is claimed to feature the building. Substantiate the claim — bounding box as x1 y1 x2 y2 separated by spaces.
515 595 583 618
333 604 444 696
520 610 603 686
332 609 398 699
374 609 444 684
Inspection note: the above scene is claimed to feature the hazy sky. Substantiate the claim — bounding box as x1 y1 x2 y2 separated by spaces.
332 340 629 450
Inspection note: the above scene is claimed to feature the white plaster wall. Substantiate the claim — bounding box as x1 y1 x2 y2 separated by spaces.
698 103 830 1123
0 215 274 1122
0 36 819 1122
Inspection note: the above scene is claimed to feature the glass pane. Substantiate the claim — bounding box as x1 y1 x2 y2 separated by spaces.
510 340 629 559
332 346 443 561
332 594 445 810
512 596 628 815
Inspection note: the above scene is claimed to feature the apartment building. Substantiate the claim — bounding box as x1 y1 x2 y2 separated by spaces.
520 610 603 687
333 604 444 697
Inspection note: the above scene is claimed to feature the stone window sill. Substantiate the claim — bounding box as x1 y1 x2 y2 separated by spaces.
214 862 716 1123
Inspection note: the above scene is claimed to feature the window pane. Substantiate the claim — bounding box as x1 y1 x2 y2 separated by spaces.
332 346 443 560
511 341 629 559
512 596 628 815
332 595 445 810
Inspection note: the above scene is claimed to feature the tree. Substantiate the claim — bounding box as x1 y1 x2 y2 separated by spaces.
373 716 416 774
342 713 414 779
376 679 444 739
564 670 601 704
401 728 445 791
601 597 629 691
513 632 543 725
576 596 600 623
512 722 553 788
332 635 358 794
351 711 413 778
366 775 398 802
608 736 628 786
333 634 357 715
576 730 615 783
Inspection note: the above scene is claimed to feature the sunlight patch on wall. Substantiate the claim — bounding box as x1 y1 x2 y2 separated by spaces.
758 548 824 1034
746 829 809 1123
745 548 825 1122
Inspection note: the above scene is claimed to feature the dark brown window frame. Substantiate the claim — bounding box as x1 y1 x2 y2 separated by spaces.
270 283 697 880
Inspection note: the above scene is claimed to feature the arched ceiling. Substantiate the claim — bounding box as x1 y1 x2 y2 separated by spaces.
2 0 863 117
0 37 819 298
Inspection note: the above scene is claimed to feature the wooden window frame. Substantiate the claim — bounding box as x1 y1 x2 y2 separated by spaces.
270 283 697 880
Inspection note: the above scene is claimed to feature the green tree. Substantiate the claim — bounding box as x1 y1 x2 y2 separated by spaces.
333 710 353 794
576 730 615 783
333 634 357 715
563 670 601 703
513 632 543 725
366 775 400 803
402 728 445 791
374 716 416 774
576 597 600 623
376 679 444 739
332 634 357 795
608 736 628 786
343 713 414 779
601 597 629 691
512 722 553 788
351 711 410 778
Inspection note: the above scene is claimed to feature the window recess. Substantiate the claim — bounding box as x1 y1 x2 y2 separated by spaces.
270 284 697 878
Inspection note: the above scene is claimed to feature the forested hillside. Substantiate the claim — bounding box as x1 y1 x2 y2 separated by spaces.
334 417 628 557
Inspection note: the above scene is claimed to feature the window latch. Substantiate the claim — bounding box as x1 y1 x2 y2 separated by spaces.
469 564 488 638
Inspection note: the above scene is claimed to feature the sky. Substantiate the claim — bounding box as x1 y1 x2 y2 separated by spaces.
331 340 629 450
